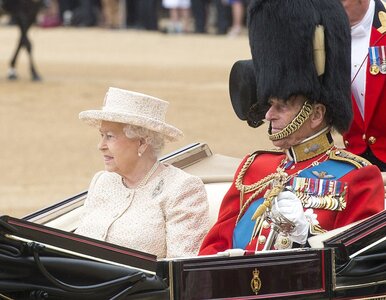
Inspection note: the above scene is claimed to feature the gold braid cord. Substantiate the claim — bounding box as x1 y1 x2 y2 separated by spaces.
235 154 268 193
235 155 288 224
269 101 313 141
251 185 284 221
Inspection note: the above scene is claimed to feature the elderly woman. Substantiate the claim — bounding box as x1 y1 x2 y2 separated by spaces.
75 87 210 259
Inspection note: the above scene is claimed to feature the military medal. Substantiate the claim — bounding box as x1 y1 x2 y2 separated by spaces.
380 46 386 74
369 46 380 75
370 64 380 75
290 177 347 211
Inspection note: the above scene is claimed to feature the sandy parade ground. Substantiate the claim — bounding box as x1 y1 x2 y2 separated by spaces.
0 25 283 218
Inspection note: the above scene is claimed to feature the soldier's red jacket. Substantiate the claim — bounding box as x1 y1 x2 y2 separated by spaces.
343 0 386 163
199 146 384 255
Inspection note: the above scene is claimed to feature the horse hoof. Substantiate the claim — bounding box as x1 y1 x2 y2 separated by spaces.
7 74 18 80
32 75 42 81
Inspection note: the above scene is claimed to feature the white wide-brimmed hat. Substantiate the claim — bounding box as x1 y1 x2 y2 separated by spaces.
79 87 183 142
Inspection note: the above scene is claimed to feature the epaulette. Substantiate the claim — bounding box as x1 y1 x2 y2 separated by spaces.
329 149 371 169
250 149 284 156
238 149 284 178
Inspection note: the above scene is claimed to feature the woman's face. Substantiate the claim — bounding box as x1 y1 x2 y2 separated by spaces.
98 121 139 175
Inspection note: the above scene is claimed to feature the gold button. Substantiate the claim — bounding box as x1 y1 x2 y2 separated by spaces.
258 235 266 244
279 236 291 247
368 136 376 144
362 134 366 140
344 140 349 146
262 221 270 229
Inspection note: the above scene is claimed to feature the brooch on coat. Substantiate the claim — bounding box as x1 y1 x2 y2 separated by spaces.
152 179 164 198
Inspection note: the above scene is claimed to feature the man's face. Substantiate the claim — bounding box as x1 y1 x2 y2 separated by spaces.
265 96 316 149
340 0 370 26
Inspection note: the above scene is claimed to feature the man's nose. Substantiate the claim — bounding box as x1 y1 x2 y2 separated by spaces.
265 106 274 121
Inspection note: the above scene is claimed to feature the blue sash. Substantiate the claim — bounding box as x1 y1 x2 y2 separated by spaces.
233 198 264 249
298 160 355 179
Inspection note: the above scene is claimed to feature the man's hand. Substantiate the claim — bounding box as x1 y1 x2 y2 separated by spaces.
274 191 310 244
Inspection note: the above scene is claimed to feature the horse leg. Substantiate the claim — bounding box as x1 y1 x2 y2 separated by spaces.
9 18 42 81
8 32 23 80
22 28 41 81
19 19 42 82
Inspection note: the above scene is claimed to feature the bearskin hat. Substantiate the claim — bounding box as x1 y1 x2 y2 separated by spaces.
231 0 352 134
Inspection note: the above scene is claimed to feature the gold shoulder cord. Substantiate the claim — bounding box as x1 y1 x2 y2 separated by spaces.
235 155 287 224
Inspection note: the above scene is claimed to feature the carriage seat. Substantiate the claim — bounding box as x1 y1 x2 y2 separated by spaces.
183 153 240 226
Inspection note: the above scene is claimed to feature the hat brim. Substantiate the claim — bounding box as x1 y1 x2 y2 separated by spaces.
79 110 184 142
229 60 267 127
229 60 258 120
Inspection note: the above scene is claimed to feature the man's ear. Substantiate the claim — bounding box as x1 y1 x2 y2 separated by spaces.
310 104 326 128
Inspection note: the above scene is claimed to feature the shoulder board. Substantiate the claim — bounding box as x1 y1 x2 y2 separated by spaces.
329 149 371 169
239 149 283 173
250 149 284 156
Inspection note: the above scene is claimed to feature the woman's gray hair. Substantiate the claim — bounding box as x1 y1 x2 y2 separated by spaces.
123 124 165 157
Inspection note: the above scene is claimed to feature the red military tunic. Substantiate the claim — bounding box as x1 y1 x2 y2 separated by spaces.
343 0 386 163
199 146 384 255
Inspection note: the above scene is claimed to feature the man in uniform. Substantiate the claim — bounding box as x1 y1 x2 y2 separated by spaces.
199 0 385 255
341 0 386 171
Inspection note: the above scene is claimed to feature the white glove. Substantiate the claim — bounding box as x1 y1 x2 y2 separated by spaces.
216 249 246 257
273 191 310 245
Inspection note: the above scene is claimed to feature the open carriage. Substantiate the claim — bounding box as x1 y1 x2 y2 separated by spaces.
0 143 385 299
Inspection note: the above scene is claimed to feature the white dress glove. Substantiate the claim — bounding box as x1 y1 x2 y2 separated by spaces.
217 249 246 257
273 190 310 245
